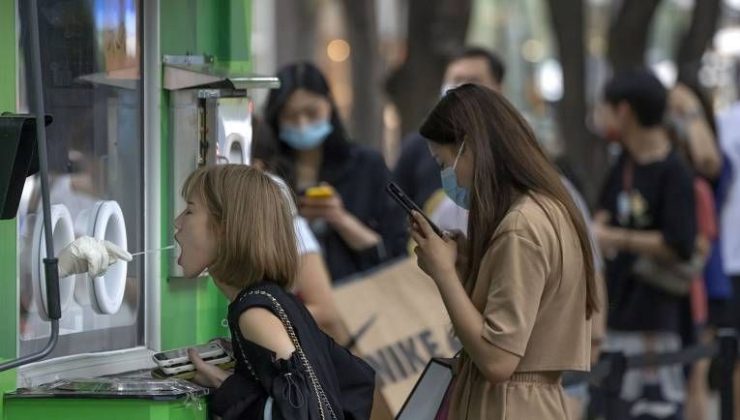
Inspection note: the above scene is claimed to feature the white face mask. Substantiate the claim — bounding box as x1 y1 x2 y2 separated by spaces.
440 83 458 98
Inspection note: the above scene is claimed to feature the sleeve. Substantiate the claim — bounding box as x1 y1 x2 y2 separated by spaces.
660 162 696 260
210 373 266 420
293 216 320 255
480 229 549 357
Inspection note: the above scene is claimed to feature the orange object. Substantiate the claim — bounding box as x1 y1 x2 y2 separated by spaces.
305 185 334 199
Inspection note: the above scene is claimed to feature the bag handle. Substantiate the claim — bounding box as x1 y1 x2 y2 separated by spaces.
244 290 338 420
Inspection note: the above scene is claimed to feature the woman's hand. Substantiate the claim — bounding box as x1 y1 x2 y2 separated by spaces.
188 348 232 388
299 184 348 226
409 211 457 283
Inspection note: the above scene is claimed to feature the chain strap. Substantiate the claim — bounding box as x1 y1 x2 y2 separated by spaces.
234 289 338 420
228 320 259 381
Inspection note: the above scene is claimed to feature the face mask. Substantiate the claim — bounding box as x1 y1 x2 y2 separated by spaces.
440 141 470 209
279 119 333 151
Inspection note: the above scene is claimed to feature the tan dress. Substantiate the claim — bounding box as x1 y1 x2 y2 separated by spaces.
448 194 591 419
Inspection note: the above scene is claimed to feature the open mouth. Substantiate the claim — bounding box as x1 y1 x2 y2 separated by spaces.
173 237 183 266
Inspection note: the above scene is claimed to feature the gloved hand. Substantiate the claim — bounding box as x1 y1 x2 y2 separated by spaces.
57 236 132 278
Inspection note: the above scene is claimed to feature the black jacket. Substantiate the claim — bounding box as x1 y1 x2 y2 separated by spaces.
309 145 408 281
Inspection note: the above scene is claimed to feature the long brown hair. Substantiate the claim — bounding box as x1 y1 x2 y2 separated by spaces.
182 165 298 290
420 84 598 318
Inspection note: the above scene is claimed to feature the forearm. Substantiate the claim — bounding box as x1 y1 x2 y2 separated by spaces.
686 118 721 179
331 212 381 251
607 228 679 260
434 270 494 372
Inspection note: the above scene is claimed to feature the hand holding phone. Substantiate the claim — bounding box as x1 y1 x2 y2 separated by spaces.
304 185 334 199
386 182 444 237
152 342 225 367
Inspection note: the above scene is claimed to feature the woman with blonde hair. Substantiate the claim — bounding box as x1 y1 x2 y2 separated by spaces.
176 165 374 419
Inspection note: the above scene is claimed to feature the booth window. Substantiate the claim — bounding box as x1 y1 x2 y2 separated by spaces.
17 0 144 357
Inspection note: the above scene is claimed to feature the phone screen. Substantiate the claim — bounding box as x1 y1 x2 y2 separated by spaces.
154 348 187 361
386 182 444 237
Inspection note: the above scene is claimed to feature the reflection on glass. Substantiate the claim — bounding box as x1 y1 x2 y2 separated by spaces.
17 0 143 357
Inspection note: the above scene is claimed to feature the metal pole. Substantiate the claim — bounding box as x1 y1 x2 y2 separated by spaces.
603 352 627 420
0 0 60 373
718 329 737 420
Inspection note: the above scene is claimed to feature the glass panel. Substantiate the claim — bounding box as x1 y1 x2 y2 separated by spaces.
17 0 144 357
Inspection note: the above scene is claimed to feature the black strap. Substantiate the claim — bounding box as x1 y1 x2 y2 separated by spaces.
563 341 718 387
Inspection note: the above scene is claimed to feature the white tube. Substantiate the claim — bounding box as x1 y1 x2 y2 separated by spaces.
31 204 76 320
79 200 128 314
225 133 246 164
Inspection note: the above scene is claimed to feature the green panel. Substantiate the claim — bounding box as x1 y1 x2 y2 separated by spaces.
4 397 207 420
0 0 18 418
160 276 229 349
160 0 197 56
161 0 250 63
0 370 15 419
0 0 17 361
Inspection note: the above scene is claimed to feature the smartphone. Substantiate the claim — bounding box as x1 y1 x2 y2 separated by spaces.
152 360 236 380
153 360 236 380
152 342 225 367
160 354 232 376
385 182 444 237
304 185 334 199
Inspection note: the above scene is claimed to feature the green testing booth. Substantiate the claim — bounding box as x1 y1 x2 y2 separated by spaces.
0 1 278 418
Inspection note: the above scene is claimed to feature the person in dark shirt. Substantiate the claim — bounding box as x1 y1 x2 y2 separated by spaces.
593 69 696 419
263 62 407 282
393 47 506 208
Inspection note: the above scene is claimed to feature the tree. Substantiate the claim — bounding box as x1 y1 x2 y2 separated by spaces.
607 0 662 73
274 0 319 67
546 0 606 202
385 0 472 137
340 0 384 147
676 0 721 87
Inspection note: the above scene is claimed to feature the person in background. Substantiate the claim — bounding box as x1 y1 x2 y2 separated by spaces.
716 98 740 420
264 62 407 282
250 117 349 344
393 47 505 222
593 69 696 420
665 81 725 420
411 84 598 419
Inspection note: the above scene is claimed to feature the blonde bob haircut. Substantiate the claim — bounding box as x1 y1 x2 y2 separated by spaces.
181 164 298 289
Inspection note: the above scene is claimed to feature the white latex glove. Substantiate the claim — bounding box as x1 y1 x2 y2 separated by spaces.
57 236 132 278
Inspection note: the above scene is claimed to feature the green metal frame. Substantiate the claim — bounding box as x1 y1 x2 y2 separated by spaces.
0 0 18 416
4 398 207 420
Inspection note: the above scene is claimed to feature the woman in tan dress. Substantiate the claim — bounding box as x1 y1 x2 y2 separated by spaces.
410 84 599 419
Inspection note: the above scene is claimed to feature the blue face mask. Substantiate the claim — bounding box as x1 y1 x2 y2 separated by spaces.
440 141 470 209
279 119 333 151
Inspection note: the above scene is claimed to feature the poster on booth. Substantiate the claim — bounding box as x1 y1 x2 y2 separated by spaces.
333 257 461 415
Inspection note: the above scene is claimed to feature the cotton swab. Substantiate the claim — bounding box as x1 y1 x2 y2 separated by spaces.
129 245 176 257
